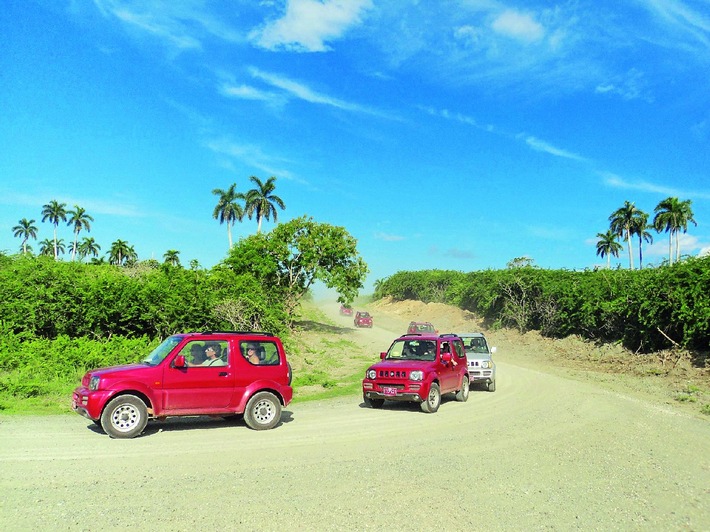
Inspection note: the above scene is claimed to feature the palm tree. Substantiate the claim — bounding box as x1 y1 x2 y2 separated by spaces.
39 238 55 257
41 200 67 260
163 249 181 267
595 230 623 269
108 239 133 266
244 175 286 233
631 211 653 269
653 197 697 265
212 183 245 248
66 205 94 261
78 237 101 261
12 218 38 255
609 201 642 269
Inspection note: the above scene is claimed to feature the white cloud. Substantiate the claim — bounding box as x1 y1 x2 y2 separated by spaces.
252 0 373 52
248 67 393 118
601 171 710 200
491 10 545 43
524 136 588 162
644 0 710 46
219 83 284 104
205 138 299 182
374 231 404 242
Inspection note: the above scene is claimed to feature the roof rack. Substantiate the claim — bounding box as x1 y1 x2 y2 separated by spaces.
197 331 274 337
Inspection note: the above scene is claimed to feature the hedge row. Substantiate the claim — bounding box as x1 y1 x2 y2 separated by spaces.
373 257 710 353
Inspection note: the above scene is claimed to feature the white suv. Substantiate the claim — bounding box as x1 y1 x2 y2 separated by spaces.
457 332 497 392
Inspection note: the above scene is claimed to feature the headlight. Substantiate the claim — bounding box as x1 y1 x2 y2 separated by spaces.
89 376 100 391
366 369 376 380
480 361 490 369
410 370 423 381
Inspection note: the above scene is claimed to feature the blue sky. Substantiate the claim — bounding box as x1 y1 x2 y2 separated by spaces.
2 0 709 292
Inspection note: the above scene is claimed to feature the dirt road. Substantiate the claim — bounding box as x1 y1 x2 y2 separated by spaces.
1 301 709 530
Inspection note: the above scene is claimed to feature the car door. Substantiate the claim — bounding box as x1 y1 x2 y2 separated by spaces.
161 340 234 412
438 341 459 393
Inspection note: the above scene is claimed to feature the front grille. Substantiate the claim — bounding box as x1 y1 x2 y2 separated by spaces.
378 383 405 390
378 369 407 379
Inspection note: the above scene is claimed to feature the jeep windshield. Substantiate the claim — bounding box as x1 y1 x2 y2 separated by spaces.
141 335 183 366
386 339 436 361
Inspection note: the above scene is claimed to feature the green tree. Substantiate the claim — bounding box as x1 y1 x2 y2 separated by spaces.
653 197 697 265
108 239 136 266
163 249 181 267
595 230 623 269
78 237 101 261
221 216 369 321
631 211 653 269
212 183 245 249
39 238 67 258
66 205 94 261
41 200 67 260
507 256 534 269
609 201 642 270
244 175 286 234
12 218 38 255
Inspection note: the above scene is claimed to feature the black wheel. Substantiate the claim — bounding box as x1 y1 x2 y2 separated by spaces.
244 391 281 430
488 380 496 392
363 395 384 409
420 383 441 413
456 376 470 402
100 394 148 439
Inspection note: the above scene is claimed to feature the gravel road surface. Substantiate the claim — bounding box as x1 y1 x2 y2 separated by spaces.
1 302 708 531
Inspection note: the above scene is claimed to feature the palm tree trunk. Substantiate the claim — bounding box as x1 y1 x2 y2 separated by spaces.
626 230 634 270
668 232 673 265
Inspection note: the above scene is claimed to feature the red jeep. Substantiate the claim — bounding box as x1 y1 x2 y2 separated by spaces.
354 311 373 328
362 333 469 413
407 321 437 334
72 331 293 438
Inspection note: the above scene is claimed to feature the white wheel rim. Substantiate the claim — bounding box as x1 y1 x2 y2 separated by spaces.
111 404 140 432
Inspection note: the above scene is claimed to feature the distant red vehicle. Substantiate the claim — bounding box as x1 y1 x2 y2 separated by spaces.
339 304 353 316
407 321 437 334
354 311 373 328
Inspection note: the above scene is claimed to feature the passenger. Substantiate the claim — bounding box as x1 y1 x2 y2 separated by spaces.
202 342 226 366
245 343 260 364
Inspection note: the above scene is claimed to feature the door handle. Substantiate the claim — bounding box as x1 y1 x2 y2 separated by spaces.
218 372 230 377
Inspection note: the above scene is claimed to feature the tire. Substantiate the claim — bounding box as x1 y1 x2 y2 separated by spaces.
456 376 470 402
420 383 441 413
244 391 281 430
488 380 496 392
100 394 148 439
363 395 385 409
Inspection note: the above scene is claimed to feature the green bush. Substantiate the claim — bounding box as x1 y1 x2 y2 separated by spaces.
374 257 710 353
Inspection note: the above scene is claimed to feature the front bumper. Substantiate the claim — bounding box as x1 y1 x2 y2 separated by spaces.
72 387 113 420
363 381 425 402
468 369 494 383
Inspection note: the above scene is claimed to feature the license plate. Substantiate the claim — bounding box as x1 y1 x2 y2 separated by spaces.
71 399 77 410
383 387 397 397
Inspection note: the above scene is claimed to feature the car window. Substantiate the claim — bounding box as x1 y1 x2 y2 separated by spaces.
241 340 280 366
452 340 465 359
388 340 436 361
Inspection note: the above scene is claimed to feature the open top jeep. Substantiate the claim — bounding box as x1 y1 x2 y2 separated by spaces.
362 333 469 413
72 331 293 438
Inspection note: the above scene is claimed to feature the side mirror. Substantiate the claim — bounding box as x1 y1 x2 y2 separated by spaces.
441 353 452 364
490 347 497 354
380 352 387 360
173 354 186 368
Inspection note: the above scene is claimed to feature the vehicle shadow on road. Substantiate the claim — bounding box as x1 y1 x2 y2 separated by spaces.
84 410 295 438
357 396 459 413
295 319 352 334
